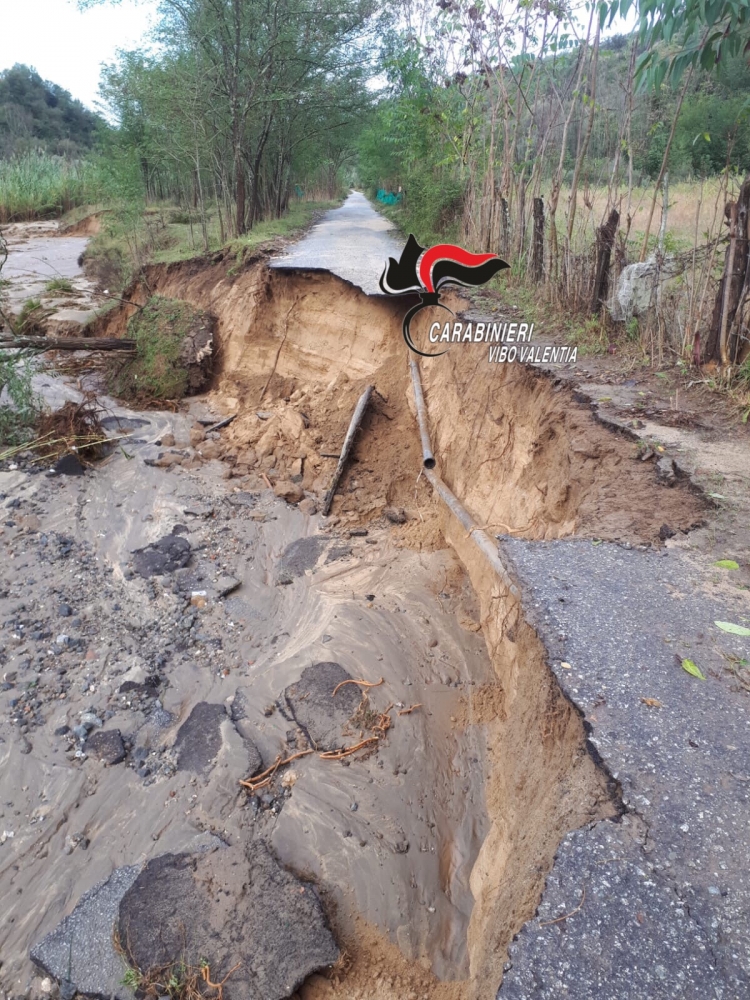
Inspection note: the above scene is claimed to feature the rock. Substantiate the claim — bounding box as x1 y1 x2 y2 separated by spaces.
174 702 227 775
325 545 352 564
229 688 265 776
189 425 206 447
132 535 192 577
384 506 408 524
298 498 317 516
84 729 126 765
215 576 241 598
30 864 140 1000
117 844 338 1000
153 452 183 468
655 455 676 487
659 524 676 541
80 712 102 731
284 662 362 751
58 603 73 617
277 536 327 582
53 454 85 477
160 432 176 447
198 440 222 461
274 480 304 504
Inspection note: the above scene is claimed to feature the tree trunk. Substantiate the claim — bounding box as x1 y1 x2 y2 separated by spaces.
531 197 545 282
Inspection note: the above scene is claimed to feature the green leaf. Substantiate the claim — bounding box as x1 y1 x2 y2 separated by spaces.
715 560 740 570
715 621 750 636
682 658 706 680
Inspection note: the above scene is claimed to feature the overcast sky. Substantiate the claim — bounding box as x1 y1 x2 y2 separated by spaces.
0 0 157 111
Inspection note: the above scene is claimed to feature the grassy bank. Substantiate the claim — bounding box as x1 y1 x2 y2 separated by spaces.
0 154 100 222
83 197 342 293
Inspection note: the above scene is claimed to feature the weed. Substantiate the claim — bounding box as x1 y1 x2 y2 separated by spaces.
44 277 75 294
16 298 44 334
0 349 40 445
565 316 607 355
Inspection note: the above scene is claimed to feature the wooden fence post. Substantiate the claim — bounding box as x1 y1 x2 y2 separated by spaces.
591 208 619 313
706 175 750 364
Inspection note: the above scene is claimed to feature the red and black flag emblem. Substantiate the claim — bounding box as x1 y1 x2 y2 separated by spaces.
380 234 509 356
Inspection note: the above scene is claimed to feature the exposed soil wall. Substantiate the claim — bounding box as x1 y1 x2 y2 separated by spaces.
99 254 706 546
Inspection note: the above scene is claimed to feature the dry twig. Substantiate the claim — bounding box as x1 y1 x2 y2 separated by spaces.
539 885 586 927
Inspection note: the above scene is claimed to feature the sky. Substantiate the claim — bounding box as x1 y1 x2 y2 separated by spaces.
0 0 157 111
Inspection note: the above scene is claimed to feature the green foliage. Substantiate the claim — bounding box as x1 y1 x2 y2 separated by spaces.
0 153 101 222
603 0 750 90
108 296 206 402
0 350 40 445
0 64 102 158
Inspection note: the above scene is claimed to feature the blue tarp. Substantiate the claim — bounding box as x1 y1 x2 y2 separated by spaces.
376 188 402 205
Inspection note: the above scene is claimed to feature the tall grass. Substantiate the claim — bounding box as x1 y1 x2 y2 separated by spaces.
0 154 100 223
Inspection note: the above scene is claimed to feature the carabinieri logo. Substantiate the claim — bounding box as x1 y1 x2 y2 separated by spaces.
379 234 509 357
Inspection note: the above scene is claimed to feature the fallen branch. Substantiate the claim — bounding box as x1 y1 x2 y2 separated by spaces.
321 384 373 516
467 521 530 538
0 337 136 351
204 414 237 434
332 676 384 697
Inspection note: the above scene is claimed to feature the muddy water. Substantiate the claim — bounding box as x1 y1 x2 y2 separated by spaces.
1 221 101 325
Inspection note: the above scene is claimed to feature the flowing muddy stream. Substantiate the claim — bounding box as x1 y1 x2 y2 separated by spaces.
0 212 708 1000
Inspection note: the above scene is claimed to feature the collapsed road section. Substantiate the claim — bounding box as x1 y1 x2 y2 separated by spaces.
0 198 747 1000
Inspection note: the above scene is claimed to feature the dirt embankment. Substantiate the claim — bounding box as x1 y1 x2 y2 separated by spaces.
98 251 706 546
80 252 708 1000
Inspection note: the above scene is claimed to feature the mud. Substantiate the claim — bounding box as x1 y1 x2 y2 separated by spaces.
0 225 718 1000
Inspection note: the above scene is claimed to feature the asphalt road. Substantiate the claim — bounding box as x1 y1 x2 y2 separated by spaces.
271 191 402 295
497 537 750 1000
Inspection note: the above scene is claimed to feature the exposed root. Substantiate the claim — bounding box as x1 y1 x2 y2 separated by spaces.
318 737 380 760
332 677 384 697
33 395 110 463
397 703 423 716
238 749 314 792
201 961 242 1000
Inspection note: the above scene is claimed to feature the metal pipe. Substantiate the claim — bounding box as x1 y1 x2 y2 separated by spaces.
424 468 520 599
410 357 520 597
321 384 373 516
409 358 436 469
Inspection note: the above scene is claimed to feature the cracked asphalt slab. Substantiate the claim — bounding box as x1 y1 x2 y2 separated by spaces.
497 537 750 1000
